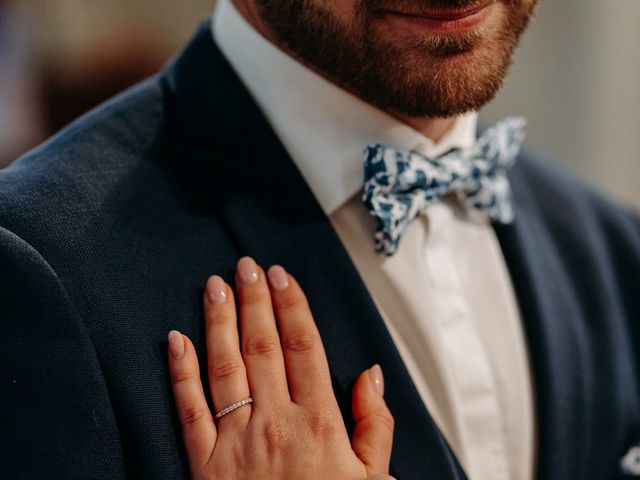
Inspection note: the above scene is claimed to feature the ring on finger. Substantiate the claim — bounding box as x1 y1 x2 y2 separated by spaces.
215 396 254 420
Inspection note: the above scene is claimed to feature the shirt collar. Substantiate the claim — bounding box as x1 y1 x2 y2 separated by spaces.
211 0 478 215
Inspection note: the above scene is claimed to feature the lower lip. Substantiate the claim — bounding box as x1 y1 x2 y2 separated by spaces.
383 4 495 34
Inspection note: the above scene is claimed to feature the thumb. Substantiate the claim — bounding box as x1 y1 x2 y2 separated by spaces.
351 364 395 475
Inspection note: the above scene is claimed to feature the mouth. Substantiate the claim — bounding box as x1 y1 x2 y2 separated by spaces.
380 2 496 34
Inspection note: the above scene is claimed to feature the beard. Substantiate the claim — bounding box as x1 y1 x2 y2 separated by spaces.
254 0 538 118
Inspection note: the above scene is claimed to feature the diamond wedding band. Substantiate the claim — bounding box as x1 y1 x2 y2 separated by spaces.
214 397 253 420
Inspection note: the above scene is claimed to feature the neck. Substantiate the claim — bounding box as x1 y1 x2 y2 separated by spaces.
394 115 458 143
231 0 460 143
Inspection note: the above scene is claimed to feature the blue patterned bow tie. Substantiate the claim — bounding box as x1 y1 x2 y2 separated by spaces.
362 117 526 257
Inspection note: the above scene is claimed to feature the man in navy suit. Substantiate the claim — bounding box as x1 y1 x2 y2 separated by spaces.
1 0 639 479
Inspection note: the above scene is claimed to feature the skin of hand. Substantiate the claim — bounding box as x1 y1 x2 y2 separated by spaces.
167 256 396 480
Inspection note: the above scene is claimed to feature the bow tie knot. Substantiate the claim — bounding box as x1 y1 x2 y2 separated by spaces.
362 117 526 256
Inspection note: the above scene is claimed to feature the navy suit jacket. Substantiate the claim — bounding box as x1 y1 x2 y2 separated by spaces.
2 23 640 480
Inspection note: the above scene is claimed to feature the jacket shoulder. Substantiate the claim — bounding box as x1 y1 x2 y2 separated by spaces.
0 75 170 243
514 148 640 241
0 76 167 217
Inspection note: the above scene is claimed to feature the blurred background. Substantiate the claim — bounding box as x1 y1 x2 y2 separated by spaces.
1 0 638 209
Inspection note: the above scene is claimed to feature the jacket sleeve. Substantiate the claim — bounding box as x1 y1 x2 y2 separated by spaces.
0 227 125 479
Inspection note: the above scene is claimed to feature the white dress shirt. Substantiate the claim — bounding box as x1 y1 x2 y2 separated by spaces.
211 2 536 479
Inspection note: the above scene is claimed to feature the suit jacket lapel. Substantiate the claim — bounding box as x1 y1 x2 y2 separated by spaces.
165 23 468 479
494 164 590 480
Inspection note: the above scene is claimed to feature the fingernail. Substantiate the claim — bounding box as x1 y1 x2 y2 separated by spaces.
168 330 185 359
267 265 289 291
207 275 227 303
370 364 384 397
237 256 259 284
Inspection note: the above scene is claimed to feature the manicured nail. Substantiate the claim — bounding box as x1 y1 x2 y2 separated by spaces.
207 275 227 303
267 265 289 291
237 256 259 284
370 364 384 397
168 330 185 359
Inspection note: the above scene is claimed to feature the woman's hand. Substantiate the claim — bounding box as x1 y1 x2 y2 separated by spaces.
167 256 395 479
